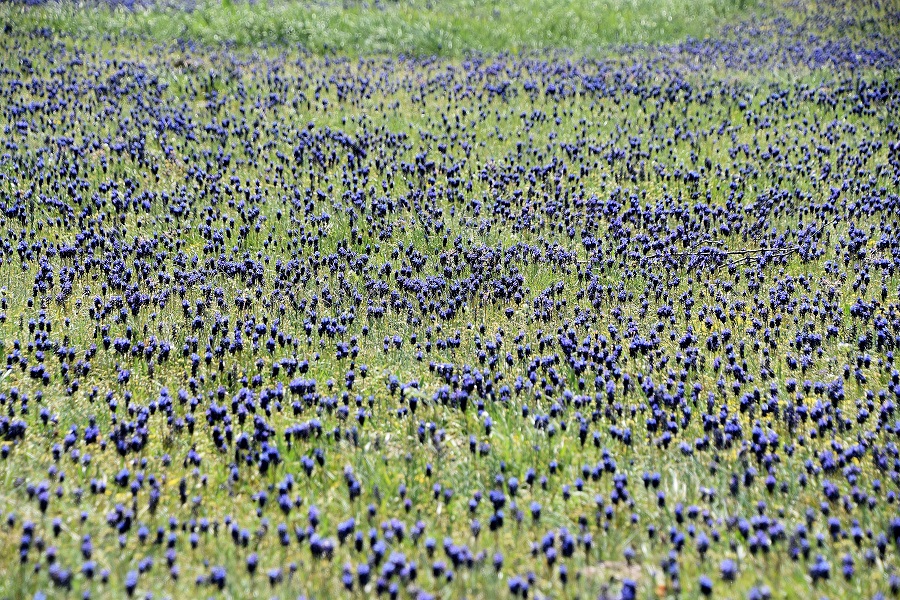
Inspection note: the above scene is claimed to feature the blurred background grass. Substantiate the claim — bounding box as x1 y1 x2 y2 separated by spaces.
0 0 751 55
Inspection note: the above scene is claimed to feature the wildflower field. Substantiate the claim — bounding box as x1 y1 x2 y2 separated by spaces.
0 0 899 598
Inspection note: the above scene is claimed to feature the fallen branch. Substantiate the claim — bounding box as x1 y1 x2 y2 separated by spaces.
575 217 838 268
642 244 802 261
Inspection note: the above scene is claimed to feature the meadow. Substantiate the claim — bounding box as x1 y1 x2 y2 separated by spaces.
0 0 899 598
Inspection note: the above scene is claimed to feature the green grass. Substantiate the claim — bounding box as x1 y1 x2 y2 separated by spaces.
1 0 748 55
